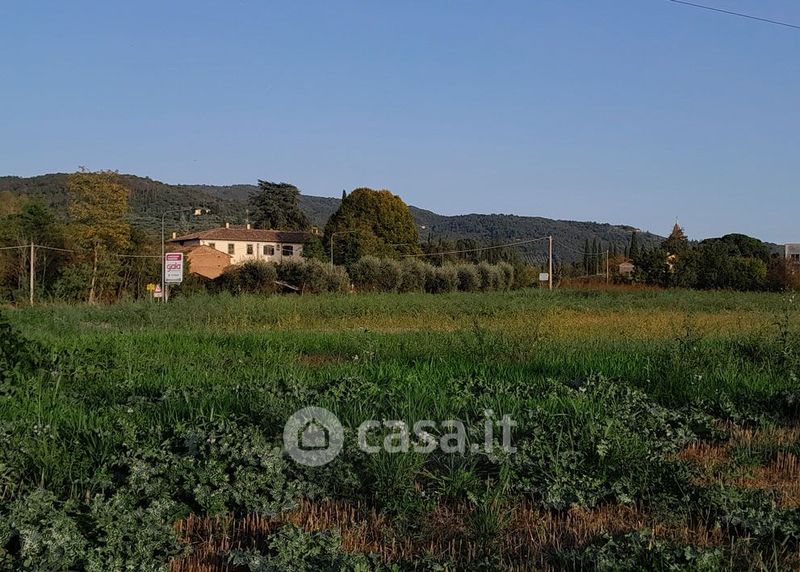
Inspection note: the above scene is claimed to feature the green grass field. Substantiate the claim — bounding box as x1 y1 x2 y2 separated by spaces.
1 289 799 570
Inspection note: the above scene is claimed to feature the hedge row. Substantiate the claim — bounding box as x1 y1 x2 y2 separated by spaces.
211 259 348 294
349 256 517 293
204 257 520 295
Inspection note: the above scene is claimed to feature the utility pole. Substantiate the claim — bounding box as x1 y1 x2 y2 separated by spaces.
29 242 34 305
548 235 553 291
606 249 609 284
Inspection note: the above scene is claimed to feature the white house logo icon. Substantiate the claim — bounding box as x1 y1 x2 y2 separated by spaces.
283 406 343 466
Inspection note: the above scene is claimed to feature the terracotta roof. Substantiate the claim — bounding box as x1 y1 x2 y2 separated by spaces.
170 227 311 244
171 244 232 258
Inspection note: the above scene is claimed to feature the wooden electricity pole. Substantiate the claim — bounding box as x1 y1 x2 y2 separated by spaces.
548 235 553 290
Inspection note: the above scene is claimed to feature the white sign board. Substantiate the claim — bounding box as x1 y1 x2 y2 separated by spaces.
153 284 163 298
539 272 549 282
164 253 184 284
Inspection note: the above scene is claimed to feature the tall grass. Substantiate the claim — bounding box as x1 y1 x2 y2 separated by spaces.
1 289 798 569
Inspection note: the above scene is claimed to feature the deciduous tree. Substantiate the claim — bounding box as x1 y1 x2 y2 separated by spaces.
68 169 130 303
324 188 421 265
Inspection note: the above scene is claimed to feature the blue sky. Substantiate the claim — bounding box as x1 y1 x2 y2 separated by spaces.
1 1 798 242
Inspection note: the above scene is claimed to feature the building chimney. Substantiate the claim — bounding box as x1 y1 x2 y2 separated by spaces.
171 231 177 239
225 222 230 229
246 223 251 230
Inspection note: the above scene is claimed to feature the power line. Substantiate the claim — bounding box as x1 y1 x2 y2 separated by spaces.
2 243 162 258
403 236 550 258
668 0 800 30
32 245 76 253
553 240 607 257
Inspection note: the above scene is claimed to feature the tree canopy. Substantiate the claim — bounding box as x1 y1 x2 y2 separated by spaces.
249 181 310 231
324 188 421 265
630 230 781 291
68 170 131 302
663 223 689 256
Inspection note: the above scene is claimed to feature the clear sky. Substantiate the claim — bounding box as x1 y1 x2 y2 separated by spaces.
1 1 797 242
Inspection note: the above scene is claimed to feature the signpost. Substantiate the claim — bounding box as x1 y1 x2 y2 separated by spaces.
164 253 184 284
539 272 549 282
163 252 183 302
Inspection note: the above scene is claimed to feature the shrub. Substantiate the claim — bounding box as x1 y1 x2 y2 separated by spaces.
2 489 88 571
511 261 535 289
175 269 210 296
557 530 724 571
456 264 481 292
239 261 278 293
348 256 384 292
398 258 430 293
277 259 349 293
275 259 306 289
213 266 243 294
228 526 370 571
426 265 458 294
215 261 277 294
322 263 351 294
0 311 43 381
475 262 494 291
301 259 350 293
497 262 514 291
377 259 402 293
52 262 94 301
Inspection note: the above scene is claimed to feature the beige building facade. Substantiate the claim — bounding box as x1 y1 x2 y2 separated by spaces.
170 225 311 265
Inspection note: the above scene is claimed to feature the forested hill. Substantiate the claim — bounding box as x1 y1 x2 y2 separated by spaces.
0 173 664 263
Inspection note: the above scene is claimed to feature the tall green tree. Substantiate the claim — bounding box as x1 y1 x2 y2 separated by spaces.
68 170 130 303
324 188 421 265
0 201 67 301
633 247 668 286
301 235 326 261
628 231 640 261
249 181 310 231
663 222 689 255
583 239 590 274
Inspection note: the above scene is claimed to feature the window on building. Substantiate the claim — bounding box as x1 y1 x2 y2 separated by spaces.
246 244 254 255
208 242 216 250
263 245 275 256
227 243 235 255
282 244 294 257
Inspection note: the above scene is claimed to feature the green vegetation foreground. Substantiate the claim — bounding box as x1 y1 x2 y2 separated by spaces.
1 289 800 570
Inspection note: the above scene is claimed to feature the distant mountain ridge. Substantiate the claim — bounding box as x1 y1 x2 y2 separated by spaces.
0 173 665 264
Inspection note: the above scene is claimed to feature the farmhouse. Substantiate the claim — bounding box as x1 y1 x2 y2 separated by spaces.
169 224 312 265
786 244 800 264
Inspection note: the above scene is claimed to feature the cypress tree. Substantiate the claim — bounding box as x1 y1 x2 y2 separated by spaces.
629 231 640 261
583 239 590 273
